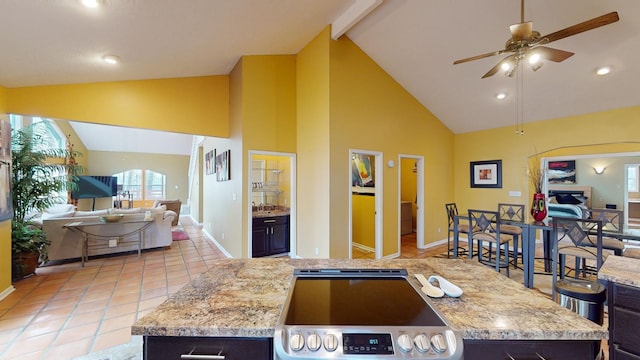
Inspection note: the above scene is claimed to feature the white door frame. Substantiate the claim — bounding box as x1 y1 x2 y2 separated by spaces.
398 155 425 250
248 150 297 258
348 149 383 259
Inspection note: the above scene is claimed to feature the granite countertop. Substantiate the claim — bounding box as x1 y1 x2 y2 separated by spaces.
599 254 640 288
132 258 607 341
252 209 290 218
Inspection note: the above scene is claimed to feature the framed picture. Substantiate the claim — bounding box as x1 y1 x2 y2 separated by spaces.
204 150 214 175
0 117 12 222
215 149 231 181
547 160 576 184
470 160 502 188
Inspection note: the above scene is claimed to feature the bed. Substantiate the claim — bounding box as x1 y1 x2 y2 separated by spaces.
547 185 592 219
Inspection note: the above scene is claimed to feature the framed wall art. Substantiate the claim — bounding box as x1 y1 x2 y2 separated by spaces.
215 149 231 181
470 160 502 188
0 117 11 222
205 150 214 175
547 160 576 184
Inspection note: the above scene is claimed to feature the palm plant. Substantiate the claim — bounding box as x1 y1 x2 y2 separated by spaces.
11 123 84 278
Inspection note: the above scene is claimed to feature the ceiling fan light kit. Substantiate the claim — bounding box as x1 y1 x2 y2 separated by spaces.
453 0 620 78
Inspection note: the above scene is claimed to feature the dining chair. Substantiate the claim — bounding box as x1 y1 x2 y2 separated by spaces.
588 208 625 256
497 203 525 269
551 217 605 299
445 203 471 258
468 209 511 276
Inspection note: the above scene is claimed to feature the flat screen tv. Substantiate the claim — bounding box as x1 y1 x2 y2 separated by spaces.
72 176 118 199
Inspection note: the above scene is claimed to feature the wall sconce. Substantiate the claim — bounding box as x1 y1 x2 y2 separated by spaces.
593 166 606 174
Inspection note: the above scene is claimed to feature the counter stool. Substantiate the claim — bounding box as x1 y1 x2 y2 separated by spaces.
498 203 524 269
555 278 607 325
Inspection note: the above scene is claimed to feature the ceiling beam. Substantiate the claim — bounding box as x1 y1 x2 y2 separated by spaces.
331 0 383 40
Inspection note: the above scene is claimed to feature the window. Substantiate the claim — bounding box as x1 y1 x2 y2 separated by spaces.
114 169 166 201
10 115 65 151
145 170 166 200
628 165 639 193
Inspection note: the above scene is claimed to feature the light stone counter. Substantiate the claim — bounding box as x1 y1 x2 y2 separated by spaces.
598 254 640 288
132 258 607 341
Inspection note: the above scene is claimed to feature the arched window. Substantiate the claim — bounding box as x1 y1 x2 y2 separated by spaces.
114 169 166 201
9 115 65 151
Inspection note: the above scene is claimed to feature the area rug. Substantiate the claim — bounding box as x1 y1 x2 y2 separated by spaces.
171 229 189 241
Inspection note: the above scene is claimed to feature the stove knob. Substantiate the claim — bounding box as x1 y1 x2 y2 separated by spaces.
323 333 339 352
307 333 322 351
430 333 448 353
289 333 305 352
397 334 413 353
414 334 430 353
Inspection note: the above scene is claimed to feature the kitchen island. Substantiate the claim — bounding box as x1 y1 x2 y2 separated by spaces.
599 255 640 359
132 258 607 359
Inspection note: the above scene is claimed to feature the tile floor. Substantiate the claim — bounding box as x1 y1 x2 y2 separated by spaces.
1 225 606 359
0 217 226 359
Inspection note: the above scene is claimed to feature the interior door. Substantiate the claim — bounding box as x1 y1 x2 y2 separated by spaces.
349 150 382 259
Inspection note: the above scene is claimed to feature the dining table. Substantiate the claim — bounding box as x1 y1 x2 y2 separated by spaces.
452 214 640 289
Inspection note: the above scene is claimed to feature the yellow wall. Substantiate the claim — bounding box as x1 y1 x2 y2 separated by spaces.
296 28 332 258
328 34 455 257
204 55 297 258
0 86 10 295
7 76 229 137
352 194 375 248
454 106 640 216
401 158 418 226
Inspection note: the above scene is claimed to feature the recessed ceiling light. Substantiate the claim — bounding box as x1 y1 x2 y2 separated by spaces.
81 0 102 8
596 66 612 76
102 55 120 65
496 92 507 100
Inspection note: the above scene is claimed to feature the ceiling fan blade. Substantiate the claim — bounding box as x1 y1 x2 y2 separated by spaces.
453 50 506 65
541 11 619 44
510 21 533 41
533 46 574 62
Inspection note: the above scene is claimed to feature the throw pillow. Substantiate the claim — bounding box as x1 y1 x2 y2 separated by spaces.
556 193 582 205
45 204 76 214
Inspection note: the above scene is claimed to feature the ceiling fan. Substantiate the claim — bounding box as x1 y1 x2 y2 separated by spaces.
453 0 619 78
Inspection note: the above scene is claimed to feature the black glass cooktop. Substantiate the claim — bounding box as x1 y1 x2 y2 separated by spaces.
284 276 445 326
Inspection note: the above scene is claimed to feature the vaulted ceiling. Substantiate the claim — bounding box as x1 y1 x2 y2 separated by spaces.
2 0 638 148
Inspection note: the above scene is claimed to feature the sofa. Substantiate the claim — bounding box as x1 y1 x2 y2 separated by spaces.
33 203 177 262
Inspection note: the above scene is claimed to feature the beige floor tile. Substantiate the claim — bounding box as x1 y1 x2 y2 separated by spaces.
91 327 132 353
46 337 93 359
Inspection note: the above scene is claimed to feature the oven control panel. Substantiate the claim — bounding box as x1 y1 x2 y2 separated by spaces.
274 326 462 359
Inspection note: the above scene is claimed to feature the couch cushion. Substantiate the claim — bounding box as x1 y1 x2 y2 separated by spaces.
75 209 109 217
42 210 76 220
46 204 76 214
112 205 166 215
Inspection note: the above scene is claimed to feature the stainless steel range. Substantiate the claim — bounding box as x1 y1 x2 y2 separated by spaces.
274 269 463 359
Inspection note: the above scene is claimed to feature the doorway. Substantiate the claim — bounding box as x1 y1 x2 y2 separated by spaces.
349 150 382 259
248 151 296 258
625 163 640 228
399 155 424 256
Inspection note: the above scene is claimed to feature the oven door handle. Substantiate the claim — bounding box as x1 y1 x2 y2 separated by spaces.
181 347 226 360
181 355 225 360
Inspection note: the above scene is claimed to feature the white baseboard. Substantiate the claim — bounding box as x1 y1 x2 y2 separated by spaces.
352 242 375 253
202 229 233 258
0 285 15 302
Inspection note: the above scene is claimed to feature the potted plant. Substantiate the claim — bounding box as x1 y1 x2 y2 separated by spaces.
11 123 84 280
529 154 547 221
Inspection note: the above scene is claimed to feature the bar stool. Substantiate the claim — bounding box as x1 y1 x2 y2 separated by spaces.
498 203 525 269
